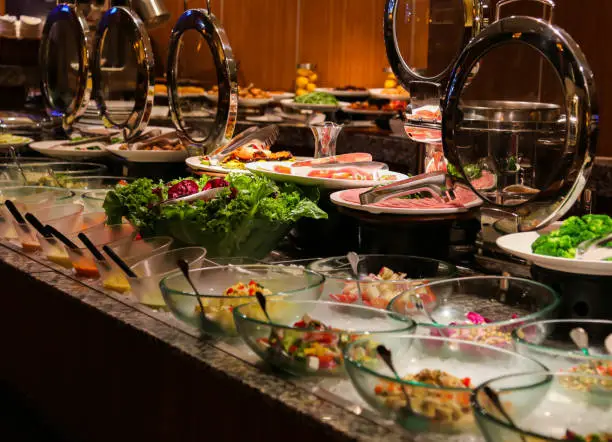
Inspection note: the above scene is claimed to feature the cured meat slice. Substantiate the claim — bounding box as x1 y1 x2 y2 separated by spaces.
292 153 372 168
340 185 478 209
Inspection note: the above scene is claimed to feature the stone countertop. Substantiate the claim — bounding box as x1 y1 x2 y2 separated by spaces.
0 243 425 442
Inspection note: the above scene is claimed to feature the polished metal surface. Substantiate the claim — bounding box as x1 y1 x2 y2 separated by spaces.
131 0 170 28
39 3 91 131
461 100 561 123
167 8 238 150
359 171 454 205
495 0 554 23
91 5 155 141
443 15 598 231
383 0 490 97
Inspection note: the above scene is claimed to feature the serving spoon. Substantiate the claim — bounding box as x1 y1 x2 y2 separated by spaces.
177 258 207 326
346 252 364 305
102 245 137 278
482 386 526 442
376 345 413 414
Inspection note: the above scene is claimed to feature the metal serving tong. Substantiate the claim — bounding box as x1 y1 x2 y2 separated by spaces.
359 171 456 205
575 233 612 261
206 125 280 165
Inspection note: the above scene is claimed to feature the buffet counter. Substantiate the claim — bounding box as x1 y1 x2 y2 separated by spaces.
0 242 424 442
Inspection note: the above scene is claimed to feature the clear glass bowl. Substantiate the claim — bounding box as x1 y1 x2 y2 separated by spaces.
0 186 75 212
37 212 107 268
81 190 109 213
15 203 84 252
0 162 108 186
160 265 325 337
343 334 546 435
58 175 134 190
234 300 416 376
128 247 207 307
308 255 457 309
513 319 612 372
64 223 136 278
472 371 612 442
388 276 560 348
0 200 25 240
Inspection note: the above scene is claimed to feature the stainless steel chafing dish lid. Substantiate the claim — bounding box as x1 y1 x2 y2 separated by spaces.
166 3 237 149
91 4 155 141
39 3 91 131
442 13 598 232
460 100 561 123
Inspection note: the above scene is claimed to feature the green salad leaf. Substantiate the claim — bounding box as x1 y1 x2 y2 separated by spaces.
447 163 482 180
294 92 338 105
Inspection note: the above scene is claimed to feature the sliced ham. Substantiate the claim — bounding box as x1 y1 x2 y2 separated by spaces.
470 170 496 190
292 153 372 168
341 185 478 209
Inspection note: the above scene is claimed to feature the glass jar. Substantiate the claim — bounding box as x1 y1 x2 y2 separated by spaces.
295 63 317 97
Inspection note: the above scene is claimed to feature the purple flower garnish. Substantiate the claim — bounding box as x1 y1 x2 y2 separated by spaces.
466 311 488 325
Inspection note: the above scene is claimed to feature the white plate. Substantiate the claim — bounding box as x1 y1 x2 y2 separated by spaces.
246 115 284 123
29 140 111 160
330 188 482 215
341 106 395 116
73 124 121 136
185 156 251 174
246 161 409 190
280 99 348 112
315 88 370 98
269 92 295 102
0 136 33 151
239 97 274 107
103 127 186 163
496 231 612 276
368 88 411 101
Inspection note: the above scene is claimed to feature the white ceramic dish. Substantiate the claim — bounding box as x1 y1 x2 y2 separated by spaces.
0 136 33 151
341 106 395 116
246 161 408 190
29 140 111 160
269 92 295 102
103 127 185 163
239 97 274 107
315 88 370 99
496 231 612 276
280 99 348 112
330 187 483 215
368 88 410 101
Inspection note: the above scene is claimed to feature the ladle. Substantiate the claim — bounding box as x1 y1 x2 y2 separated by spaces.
347 251 363 305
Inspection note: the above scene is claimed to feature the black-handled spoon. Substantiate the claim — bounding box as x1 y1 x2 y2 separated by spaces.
255 291 273 323
482 386 525 442
77 232 105 261
177 259 206 321
102 245 137 278
4 200 26 224
376 345 413 413
24 213 52 238
45 224 79 250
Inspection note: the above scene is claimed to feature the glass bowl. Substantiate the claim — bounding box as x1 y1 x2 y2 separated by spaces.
308 255 457 309
388 276 560 348
513 319 612 372
234 300 416 376
15 203 85 252
128 247 207 307
343 334 547 435
37 212 107 268
58 175 134 190
94 236 174 294
0 200 25 240
0 186 75 212
81 190 109 213
160 265 325 337
0 162 108 186
472 371 612 442
64 223 136 278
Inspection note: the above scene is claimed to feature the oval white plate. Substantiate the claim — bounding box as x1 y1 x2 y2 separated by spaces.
185 156 251 174
368 88 411 101
280 99 348 112
29 140 111 160
103 127 186 163
269 92 295 102
341 106 395 116
315 88 370 99
246 161 408 190
239 97 274 107
330 188 482 215
496 231 612 276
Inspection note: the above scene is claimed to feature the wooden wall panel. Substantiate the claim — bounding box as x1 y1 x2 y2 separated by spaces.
222 0 298 90
298 0 389 89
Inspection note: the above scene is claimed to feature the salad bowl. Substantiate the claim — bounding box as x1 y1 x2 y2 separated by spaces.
308 255 457 309
233 300 416 376
344 334 546 434
472 371 612 442
160 265 325 337
513 319 612 372
388 276 560 348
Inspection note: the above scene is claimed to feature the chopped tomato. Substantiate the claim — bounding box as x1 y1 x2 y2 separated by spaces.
274 165 292 174
317 354 337 369
329 293 358 304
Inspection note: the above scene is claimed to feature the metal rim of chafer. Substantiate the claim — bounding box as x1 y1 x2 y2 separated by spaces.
39 3 92 131
442 15 598 230
383 0 490 93
167 8 238 148
91 5 155 141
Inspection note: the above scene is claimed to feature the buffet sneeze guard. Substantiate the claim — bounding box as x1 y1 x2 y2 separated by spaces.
40 1 92 131
441 2 598 232
91 2 156 140
167 1 238 151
